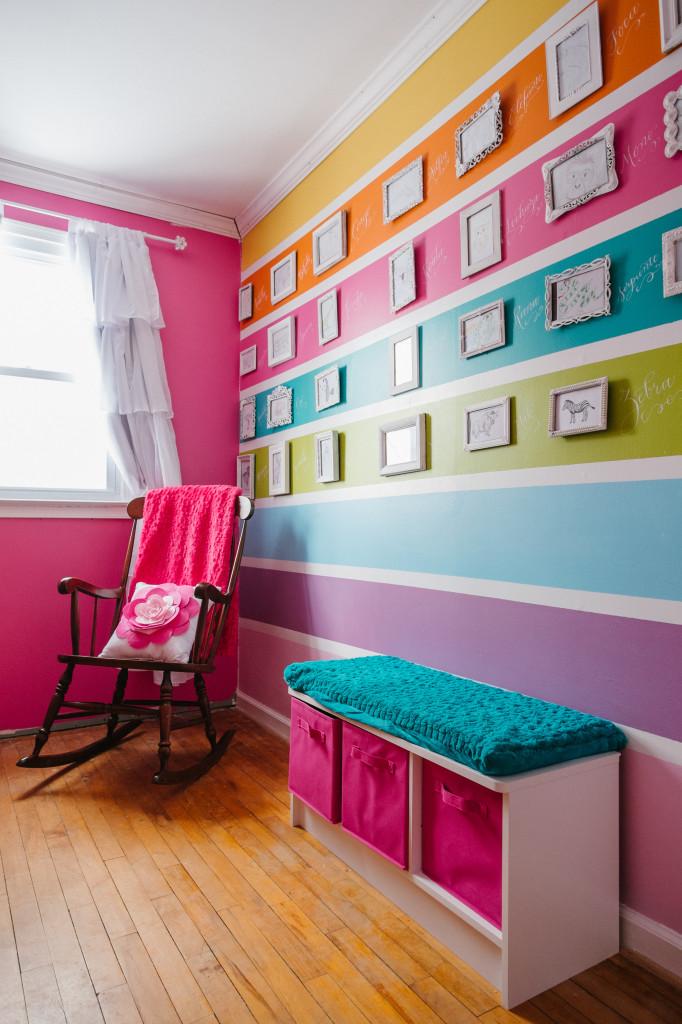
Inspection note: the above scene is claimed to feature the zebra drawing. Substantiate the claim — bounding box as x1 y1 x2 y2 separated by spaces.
562 398 594 423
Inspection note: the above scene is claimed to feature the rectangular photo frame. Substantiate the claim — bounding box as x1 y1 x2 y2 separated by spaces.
460 190 502 279
267 316 296 367
455 90 503 177
459 299 505 358
268 441 290 496
314 429 339 484
663 226 682 296
312 210 347 275
463 396 511 451
239 344 257 376
236 453 254 499
315 364 340 412
270 250 297 304
266 384 293 429
389 325 419 395
238 283 253 321
318 288 339 344
548 377 608 437
378 413 426 477
239 395 256 441
545 255 611 329
545 1 603 119
664 84 682 157
543 123 617 223
383 156 423 223
659 0 682 52
389 241 416 313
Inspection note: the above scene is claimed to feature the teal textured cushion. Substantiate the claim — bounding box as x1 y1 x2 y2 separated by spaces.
284 656 626 776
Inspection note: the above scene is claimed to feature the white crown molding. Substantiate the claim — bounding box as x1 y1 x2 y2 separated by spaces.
0 157 240 239
235 0 489 237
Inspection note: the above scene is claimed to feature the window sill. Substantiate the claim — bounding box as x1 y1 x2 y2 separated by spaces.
0 499 131 519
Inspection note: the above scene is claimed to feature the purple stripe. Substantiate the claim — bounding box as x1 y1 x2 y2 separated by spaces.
241 566 682 741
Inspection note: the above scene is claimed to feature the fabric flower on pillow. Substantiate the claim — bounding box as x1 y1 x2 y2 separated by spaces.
116 583 199 649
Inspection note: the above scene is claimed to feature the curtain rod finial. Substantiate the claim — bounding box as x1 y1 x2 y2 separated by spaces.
174 236 187 251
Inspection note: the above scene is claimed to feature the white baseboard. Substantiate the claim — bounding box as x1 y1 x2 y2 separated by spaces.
236 691 291 743
620 905 682 980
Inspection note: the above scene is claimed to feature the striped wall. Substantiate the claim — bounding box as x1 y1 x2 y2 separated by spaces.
238 0 682 969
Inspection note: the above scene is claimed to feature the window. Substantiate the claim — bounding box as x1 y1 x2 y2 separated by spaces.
0 215 122 504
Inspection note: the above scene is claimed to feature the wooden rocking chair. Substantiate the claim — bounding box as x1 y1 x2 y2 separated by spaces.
17 489 254 784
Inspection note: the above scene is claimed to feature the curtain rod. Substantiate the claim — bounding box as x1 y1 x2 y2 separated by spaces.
0 199 188 250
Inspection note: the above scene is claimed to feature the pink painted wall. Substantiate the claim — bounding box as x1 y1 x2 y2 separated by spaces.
0 180 241 732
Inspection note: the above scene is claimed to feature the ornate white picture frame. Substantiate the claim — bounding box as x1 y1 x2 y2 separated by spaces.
378 413 426 477
239 344 257 376
315 365 340 412
662 226 682 296
318 289 339 344
238 283 253 321
312 210 347 275
459 299 505 358
383 156 423 223
548 377 608 437
239 395 256 441
543 123 618 223
267 316 296 367
236 453 254 499
545 1 603 119
545 256 611 329
664 84 682 157
463 396 511 451
389 325 419 395
266 384 293 429
314 429 339 484
389 242 416 313
270 251 297 304
659 0 682 52
268 441 290 496
455 91 503 177
460 191 502 279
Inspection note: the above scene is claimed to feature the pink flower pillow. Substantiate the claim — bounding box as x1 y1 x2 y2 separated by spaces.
101 582 201 663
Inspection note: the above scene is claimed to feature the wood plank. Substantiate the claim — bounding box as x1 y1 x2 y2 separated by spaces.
572 967 674 1024
21 964 67 1024
97 984 144 1024
69 902 127 995
185 947 258 1024
111 931 182 1024
0 890 28 1024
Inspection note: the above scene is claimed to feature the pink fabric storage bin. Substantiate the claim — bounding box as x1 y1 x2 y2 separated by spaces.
421 760 503 928
289 698 342 822
341 722 409 869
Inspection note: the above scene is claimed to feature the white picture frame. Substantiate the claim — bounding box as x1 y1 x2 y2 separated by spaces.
315 365 341 412
548 377 608 437
267 316 296 367
664 83 682 157
542 123 618 223
318 289 339 344
383 156 424 224
239 344 257 376
268 441 290 496
266 384 293 429
389 325 419 395
463 396 511 451
662 226 682 296
659 0 682 52
239 395 256 441
378 413 426 477
545 2 602 120
238 283 253 321
312 210 347 275
314 429 339 484
236 453 254 499
389 242 416 313
545 256 611 329
270 251 297 304
455 91 503 177
460 191 502 279
459 299 505 358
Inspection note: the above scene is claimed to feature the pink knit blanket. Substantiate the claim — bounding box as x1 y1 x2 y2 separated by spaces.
131 484 242 655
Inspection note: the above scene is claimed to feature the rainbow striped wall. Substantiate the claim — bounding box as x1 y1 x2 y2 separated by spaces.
238 0 682 969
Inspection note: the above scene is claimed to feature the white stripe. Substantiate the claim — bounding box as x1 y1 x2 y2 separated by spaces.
618 726 682 766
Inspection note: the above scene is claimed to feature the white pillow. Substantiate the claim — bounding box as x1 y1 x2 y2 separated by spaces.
101 582 200 665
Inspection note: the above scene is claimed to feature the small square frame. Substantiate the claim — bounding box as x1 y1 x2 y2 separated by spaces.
312 210 347 275
389 241 416 313
239 395 256 441
664 83 682 157
238 283 253 321
659 0 682 52
543 123 618 223
266 384 293 429
267 316 296 367
545 1 603 119
662 226 682 296
314 429 340 484
389 325 419 395
455 91 503 177
268 441 290 496
545 255 611 329
383 156 424 224
239 344 257 376
378 413 426 477
270 251 297 304
460 191 502 279
548 377 608 437
318 289 339 344
315 365 341 412
236 453 254 499
459 299 505 358
463 396 511 451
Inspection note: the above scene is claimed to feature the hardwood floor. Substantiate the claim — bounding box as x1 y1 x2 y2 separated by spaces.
1 710 680 1024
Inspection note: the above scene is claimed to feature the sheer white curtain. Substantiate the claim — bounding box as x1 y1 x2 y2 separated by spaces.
69 220 181 495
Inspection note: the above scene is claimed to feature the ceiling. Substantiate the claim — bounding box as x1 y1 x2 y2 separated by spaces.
1 0 483 236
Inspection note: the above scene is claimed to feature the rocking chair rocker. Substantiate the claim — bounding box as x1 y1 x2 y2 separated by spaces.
17 487 254 785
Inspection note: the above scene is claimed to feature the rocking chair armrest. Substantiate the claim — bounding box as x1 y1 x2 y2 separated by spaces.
58 577 124 600
193 581 234 606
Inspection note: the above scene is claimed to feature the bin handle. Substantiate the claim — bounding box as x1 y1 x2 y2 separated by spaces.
437 781 488 818
297 718 325 743
351 745 395 773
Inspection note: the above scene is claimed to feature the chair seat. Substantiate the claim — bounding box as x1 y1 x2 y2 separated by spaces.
57 653 216 673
